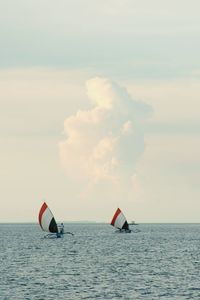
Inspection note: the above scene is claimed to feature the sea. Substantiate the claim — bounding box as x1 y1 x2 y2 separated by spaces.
0 223 200 300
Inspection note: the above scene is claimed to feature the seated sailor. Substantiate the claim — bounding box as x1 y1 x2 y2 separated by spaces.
60 223 64 234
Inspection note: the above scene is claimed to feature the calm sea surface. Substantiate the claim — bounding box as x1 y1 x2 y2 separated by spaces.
0 223 200 300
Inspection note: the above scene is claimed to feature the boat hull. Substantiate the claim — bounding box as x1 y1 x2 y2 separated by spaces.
115 229 132 233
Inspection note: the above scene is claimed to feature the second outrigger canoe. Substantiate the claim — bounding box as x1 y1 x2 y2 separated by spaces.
110 208 131 233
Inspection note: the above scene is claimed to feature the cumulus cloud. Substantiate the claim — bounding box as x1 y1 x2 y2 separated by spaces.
59 77 152 189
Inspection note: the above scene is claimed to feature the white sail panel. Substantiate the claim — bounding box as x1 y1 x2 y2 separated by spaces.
40 207 54 232
114 212 126 229
111 208 129 230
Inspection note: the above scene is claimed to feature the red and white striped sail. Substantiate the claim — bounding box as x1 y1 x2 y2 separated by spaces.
111 208 129 230
38 202 58 233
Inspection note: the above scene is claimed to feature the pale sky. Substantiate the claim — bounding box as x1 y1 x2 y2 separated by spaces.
0 0 200 222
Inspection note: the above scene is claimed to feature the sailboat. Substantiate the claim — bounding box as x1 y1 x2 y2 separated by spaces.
38 202 73 238
38 202 61 238
130 220 138 225
110 208 131 233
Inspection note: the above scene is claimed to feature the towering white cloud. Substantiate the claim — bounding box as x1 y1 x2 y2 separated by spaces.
59 77 152 187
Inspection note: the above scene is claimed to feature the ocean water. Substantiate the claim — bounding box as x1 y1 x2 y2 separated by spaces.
0 224 200 300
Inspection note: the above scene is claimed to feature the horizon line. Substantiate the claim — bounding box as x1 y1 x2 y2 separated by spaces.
0 221 200 225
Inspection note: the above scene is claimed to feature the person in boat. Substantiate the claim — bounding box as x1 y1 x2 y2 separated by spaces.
60 223 64 234
55 223 64 238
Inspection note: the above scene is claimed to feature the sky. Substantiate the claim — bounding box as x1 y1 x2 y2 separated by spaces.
0 0 200 222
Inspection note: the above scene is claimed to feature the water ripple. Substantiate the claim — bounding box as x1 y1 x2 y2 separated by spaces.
0 223 200 299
